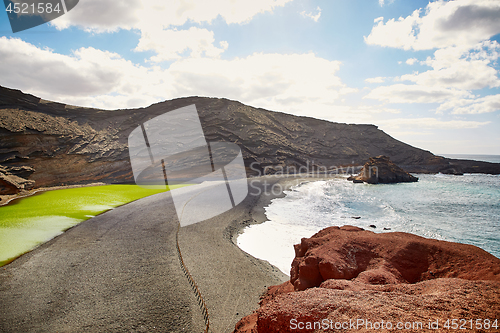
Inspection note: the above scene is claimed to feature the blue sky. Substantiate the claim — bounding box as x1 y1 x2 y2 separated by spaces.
1 0 499 154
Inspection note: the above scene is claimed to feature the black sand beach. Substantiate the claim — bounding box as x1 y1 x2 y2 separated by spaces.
0 177 301 332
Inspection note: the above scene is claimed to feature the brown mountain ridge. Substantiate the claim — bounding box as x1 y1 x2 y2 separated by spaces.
1 85 499 194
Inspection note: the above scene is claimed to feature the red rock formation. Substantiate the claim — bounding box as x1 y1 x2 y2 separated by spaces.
291 226 500 290
234 226 500 333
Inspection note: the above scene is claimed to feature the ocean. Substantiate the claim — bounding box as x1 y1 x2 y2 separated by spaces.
439 154 500 164
237 156 500 275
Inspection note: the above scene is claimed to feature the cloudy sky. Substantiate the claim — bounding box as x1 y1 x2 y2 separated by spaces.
1 0 500 154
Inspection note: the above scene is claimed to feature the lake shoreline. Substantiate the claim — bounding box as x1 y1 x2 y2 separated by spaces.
0 176 339 331
0 183 174 267
0 176 307 331
0 182 109 207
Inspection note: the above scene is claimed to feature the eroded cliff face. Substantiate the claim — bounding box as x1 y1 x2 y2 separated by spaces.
1 85 499 194
234 226 500 333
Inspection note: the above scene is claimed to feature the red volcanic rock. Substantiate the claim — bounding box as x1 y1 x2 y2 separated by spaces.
291 225 500 290
234 282 295 333
234 226 500 333
255 279 500 333
233 313 258 333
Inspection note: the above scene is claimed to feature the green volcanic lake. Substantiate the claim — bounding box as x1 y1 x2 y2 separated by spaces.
0 185 178 266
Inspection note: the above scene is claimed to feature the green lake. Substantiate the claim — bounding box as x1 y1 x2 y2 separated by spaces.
0 184 178 266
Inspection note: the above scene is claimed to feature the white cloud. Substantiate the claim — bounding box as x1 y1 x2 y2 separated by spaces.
50 0 293 64
369 49 500 111
405 58 418 65
381 41 500 108
364 1 500 117
423 40 500 72
0 37 173 109
399 47 500 90
50 0 142 32
51 0 293 32
365 0 500 51
399 62 499 90
438 94 500 114
0 37 355 112
364 84 471 104
301 6 321 22
167 53 353 109
377 117 490 129
350 105 400 114
135 27 228 62
378 0 395 7
0 37 127 96
365 77 386 83
364 11 421 50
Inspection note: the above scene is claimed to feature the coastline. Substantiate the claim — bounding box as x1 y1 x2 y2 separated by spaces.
175 175 338 332
237 173 500 278
230 175 335 241
1 174 498 331
235 175 349 276
181 172 465 331
0 176 328 332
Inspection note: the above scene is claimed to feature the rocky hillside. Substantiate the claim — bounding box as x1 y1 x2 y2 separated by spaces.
1 85 499 194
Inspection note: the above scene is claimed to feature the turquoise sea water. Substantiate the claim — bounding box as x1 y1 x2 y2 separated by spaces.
238 173 500 275
439 154 500 164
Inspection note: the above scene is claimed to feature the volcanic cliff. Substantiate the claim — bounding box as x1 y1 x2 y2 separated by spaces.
1 85 499 194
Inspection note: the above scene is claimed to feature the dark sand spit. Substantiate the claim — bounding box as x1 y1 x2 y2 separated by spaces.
0 177 305 333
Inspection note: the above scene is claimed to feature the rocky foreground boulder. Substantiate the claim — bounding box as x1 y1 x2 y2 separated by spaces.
234 226 500 333
348 155 418 184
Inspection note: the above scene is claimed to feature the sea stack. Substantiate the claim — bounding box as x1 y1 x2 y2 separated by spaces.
348 155 418 184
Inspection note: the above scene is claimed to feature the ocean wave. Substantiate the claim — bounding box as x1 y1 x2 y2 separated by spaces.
238 174 500 275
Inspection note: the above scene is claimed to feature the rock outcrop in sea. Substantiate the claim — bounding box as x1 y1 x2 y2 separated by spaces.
1 85 500 194
234 226 500 333
347 155 418 184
